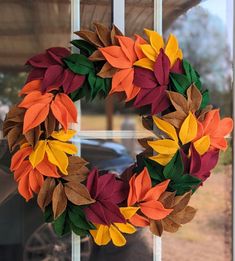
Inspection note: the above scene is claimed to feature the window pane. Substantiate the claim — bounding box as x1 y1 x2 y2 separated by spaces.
0 1 71 260
162 1 233 260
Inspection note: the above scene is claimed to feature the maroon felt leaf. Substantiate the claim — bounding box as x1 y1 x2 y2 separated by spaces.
170 58 184 74
41 65 64 92
134 67 157 89
134 85 170 115
189 145 220 182
84 168 128 225
153 49 170 85
47 47 70 65
26 68 45 83
26 53 56 68
62 69 85 94
84 200 126 225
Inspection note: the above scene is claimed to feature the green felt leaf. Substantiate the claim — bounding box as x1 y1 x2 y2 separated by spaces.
183 59 199 83
194 78 202 91
170 73 190 94
163 151 184 180
68 205 95 231
200 89 210 109
53 211 71 237
71 39 96 56
170 174 202 195
143 158 165 185
69 222 89 237
44 205 54 223
63 54 94 75
88 72 111 100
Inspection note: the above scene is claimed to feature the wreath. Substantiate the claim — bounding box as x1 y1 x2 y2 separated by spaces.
3 23 233 247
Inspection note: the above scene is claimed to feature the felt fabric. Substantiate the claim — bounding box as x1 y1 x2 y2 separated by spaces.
84 168 129 225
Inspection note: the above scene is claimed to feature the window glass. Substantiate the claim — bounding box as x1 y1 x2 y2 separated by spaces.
162 1 233 260
0 1 71 260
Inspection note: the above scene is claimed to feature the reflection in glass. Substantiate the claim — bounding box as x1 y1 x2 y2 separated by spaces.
162 1 233 260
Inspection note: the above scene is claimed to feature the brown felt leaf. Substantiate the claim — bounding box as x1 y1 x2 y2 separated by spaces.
159 191 196 234
172 191 192 213
64 181 95 206
167 91 189 114
162 111 186 129
94 22 111 46
24 126 42 147
89 50 105 61
142 116 153 131
198 105 213 121
97 62 118 78
187 84 202 113
44 110 57 138
3 106 26 151
150 219 163 236
37 178 56 211
75 30 103 47
66 155 89 176
180 206 197 224
52 182 67 219
111 24 123 45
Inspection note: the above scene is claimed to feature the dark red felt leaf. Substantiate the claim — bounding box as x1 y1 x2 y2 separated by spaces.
84 168 128 225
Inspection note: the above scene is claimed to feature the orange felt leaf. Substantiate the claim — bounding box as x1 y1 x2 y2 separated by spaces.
99 46 132 69
143 179 170 202
210 137 228 151
51 99 69 131
116 36 137 63
202 109 220 135
36 155 60 178
14 160 32 182
134 34 147 59
23 103 50 133
18 91 53 109
10 146 32 171
214 118 233 137
134 167 151 201
55 94 77 123
129 213 150 227
29 169 44 193
18 171 33 201
127 175 137 206
140 200 172 220
19 80 41 96
111 68 140 101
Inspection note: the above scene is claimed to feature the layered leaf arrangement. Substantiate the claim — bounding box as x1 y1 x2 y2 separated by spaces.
3 23 233 247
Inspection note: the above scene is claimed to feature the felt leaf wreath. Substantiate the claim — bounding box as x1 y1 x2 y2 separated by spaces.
3 23 233 247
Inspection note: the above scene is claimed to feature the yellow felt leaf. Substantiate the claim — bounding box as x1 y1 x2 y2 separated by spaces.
90 225 111 246
46 145 69 175
148 139 179 154
176 48 183 60
149 154 174 166
193 135 210 155
134 58 154 71
114 222 136 234
140 44 156 61
164 34 179 66
179 112 197 145
109 224 126 247
29 140 46 168
144 29 164 53
119 207 139 219
48 140 77 155
153 116 178 142
51 129 76 142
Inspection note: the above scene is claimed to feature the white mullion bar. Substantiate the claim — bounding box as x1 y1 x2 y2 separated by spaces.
112 0 125 33
72 130 154 140
153 1 163 261
71 1 81 261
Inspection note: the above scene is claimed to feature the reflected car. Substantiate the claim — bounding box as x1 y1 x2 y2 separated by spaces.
0 139 153 261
